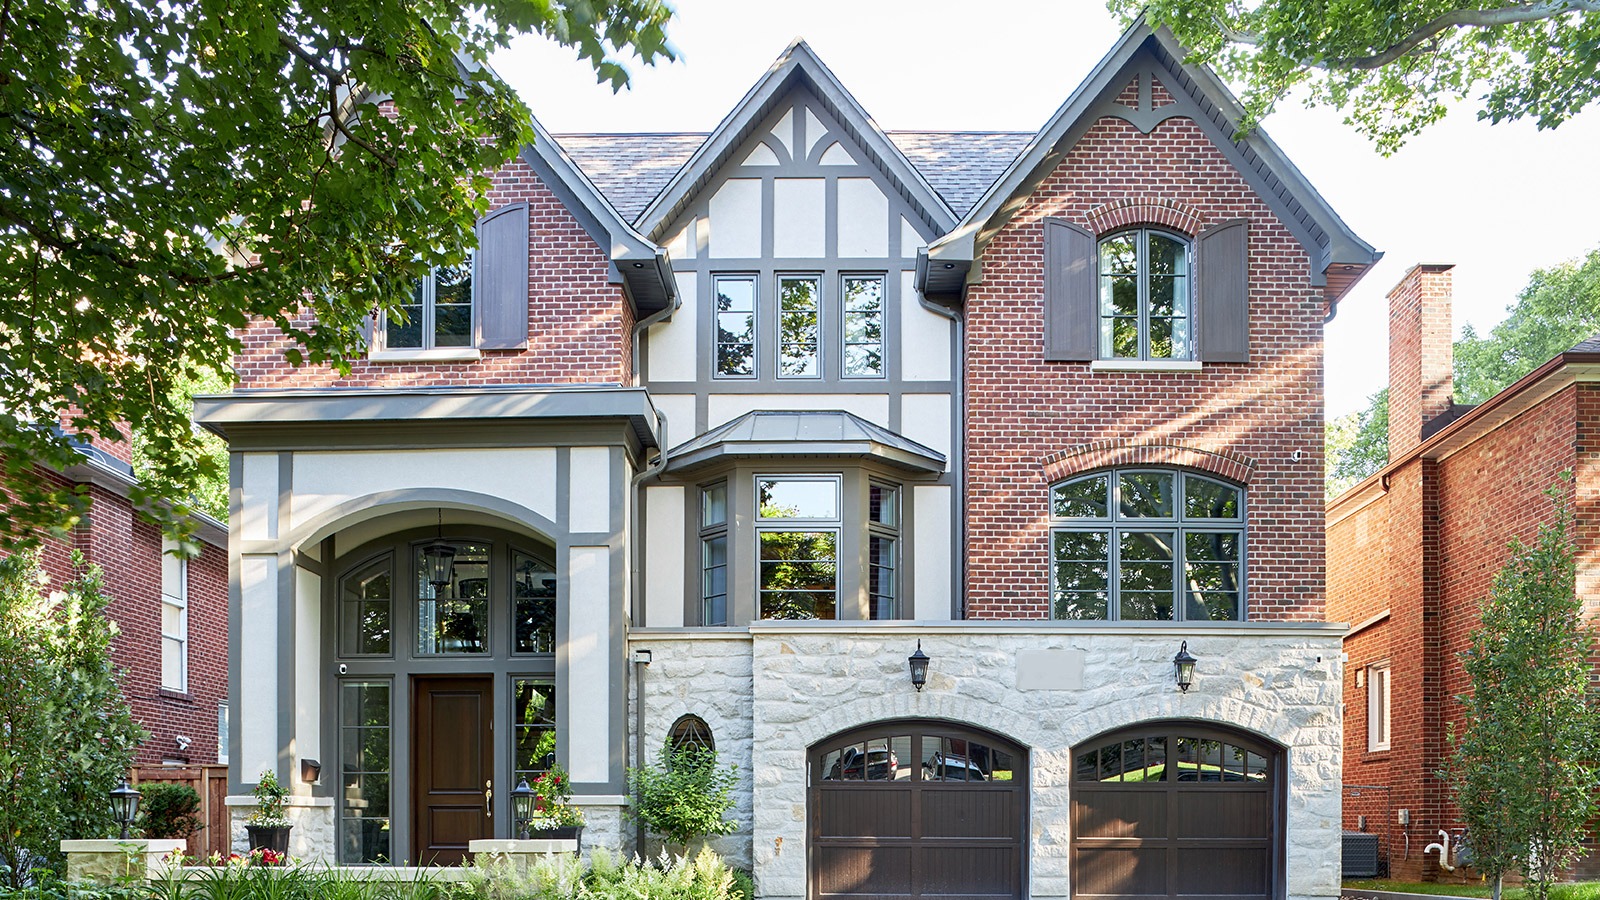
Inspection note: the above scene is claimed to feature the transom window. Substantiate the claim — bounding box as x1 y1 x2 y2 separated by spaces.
386 254 474 350
758 476 841 619
1050 468 1244 621
1099 228 1191 360
1075 731 1268 783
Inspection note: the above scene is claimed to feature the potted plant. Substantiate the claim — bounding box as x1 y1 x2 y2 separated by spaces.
244 769 292 854
528 763 585 843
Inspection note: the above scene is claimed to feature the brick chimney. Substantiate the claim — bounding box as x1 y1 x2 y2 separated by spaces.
1388 264 1455 458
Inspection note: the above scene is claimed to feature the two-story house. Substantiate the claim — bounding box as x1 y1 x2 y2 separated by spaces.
196 19 1377 900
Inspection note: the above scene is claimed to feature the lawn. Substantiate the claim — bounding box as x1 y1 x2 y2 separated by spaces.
1343 881 1600 900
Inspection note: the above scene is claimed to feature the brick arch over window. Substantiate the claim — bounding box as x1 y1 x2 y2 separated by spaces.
1086 198 1205 236
1041 438 1257 485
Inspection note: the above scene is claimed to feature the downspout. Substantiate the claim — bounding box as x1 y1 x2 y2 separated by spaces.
917 292 966 618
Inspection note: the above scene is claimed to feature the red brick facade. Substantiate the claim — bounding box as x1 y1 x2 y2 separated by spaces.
963 97 1327 621
1329 265 1600 880
24 469 230 767
233 157 635 390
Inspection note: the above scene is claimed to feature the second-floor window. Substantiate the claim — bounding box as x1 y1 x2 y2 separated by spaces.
778 276 821 378
160 539 188 692
843 276 885 377
711 272 890 379
1099 228 1191 360
1050 468 1243 621
715 275 757 377
387 254 475 350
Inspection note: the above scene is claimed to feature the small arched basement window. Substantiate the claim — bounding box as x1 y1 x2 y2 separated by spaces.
668 714 716 754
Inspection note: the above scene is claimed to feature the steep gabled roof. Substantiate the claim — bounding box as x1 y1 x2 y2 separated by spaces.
631 39 958 241
919 18 1381 309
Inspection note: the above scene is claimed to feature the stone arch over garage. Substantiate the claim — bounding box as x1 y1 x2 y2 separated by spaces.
790 691 1050 754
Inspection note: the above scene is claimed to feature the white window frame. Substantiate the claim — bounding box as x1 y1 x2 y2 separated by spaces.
1367 662 1391 752
160 539 188 693
217 702 230 764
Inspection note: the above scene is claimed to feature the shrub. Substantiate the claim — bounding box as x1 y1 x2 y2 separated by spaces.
627 742 739 854
138 784 203 840
464 848 748 900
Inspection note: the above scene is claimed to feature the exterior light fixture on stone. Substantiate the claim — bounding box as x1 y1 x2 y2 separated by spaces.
1173 641 1197 692
511 779 536 840
110 780 141 839
908 641 930 692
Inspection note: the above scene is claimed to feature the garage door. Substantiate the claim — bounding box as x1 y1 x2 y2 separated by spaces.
1071 724 1281 900
810 722 1028 900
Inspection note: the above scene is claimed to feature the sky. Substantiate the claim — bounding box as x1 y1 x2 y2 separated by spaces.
487 0 1600 418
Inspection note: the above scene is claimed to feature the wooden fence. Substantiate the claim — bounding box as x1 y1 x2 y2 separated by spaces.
131 764 231 859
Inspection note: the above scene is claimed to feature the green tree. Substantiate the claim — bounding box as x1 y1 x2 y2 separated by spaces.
1115 0 1600 153
1447 478 1600 900
1325 388 1390 497
628 741 739 856
0 552 145 887
1 0 675 549
1454 248 1600 404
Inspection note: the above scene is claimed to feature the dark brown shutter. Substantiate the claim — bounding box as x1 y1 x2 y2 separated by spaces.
1043 217 1096 361
475 202 530 350
1196 218 1249 362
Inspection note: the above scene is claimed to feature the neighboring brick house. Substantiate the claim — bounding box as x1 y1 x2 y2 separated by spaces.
1328 264 1600 881
197 18 1378 900
17 435 229 768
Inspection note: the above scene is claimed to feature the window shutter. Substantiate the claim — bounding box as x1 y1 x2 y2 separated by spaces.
1043 218 1097 361
358 310 374 352
1196 218 1249 362
475 202 530 350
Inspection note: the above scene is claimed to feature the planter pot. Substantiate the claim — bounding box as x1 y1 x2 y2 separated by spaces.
245 825 292 854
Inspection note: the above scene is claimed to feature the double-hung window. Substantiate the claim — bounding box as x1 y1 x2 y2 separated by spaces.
701 483 730 625
1098 228 1191 360
842 275 885 378
714 276 757 377
757 476 841 619
160 539 188 692
386 253 475 350
1050 468 1244 621
778 275 821 378
1367 663 1391 752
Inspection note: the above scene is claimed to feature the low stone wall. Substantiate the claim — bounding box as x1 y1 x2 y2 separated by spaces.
226 797 335 863
60 839 188 884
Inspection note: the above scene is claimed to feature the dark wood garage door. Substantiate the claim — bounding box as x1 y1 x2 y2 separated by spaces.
810 722 1027 900
1071 723 1282 900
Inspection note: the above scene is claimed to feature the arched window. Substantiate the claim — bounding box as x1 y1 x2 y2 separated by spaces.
1050 468 1244 621
1098 228 1191 360
668 714 716 754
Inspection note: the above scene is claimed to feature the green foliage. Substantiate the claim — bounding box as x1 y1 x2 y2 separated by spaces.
0 552 144 889
152 859 462 900
1454 248 1600 404
136 784 203 841
0 870 153 900
529 764 584 830
465 848 750 900
1325 388 1389 499
628 742 740 852
129 367 232 522
0 0 676 550
1115 0 1600 153
246 772 288 828
1446 477 1600 900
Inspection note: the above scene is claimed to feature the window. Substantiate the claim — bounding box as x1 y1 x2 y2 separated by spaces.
868 483 899 619
1367 663 1391 752
1099 228 1191 360
778 275 821 377
1050 469 1244 621
339 680 391 864
414 541 490 655
386 253 474 350
758 476 841 619
714 276 756 377
843 276 885 377
701 483 729 625
160 539 188 692
512 550 557 654
668 714 715 754
513 679 557 785
340 555 392 657
217 702 229 765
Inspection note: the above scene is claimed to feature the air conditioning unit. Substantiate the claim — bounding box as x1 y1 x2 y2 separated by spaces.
1343 831 1381 879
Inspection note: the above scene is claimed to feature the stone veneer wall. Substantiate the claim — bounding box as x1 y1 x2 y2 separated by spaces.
635 622 1343 900
227 800 334 862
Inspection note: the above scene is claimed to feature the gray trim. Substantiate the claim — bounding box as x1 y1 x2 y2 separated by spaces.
53 457 228 549
635 40 956 244
227 453 245 795
922 20 1380 300
216 421 646 456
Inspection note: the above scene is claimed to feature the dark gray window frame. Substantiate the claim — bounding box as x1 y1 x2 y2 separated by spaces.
382 252 478 352
1097 227 1193 361
841 273 888 380
712 273 759 380
700 480 730 626
776 273 824 380
1048 467 1246 622
756 473 843 620
867 481 900 619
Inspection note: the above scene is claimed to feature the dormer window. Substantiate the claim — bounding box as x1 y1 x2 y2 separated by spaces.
386 255 474 351
1099 229 1191 361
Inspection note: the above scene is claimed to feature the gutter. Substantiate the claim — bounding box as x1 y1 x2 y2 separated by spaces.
56 455 229 549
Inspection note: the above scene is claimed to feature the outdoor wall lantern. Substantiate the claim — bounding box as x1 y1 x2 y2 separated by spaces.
1173 641 1197 692
300 758 322 784
110 780 142 839
421 509 457 591
908 641 930 692
511 779 537 840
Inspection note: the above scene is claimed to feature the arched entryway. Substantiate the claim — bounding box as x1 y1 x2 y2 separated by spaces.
1070 721 1283 900
808 720 1028 900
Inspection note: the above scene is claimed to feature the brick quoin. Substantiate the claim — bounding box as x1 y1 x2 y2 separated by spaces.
964 98 1326 621
234 157 635 390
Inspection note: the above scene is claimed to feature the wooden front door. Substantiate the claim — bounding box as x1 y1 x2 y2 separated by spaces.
413 676 494 865
809 722 1027 900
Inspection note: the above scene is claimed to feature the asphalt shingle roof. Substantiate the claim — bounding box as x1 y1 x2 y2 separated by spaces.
553 130 1031 223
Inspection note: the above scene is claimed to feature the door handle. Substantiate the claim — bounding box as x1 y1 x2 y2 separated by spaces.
485 779 493 819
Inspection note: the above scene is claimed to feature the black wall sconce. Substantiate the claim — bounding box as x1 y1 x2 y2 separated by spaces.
908 641 930 692
1173 641 1197 692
